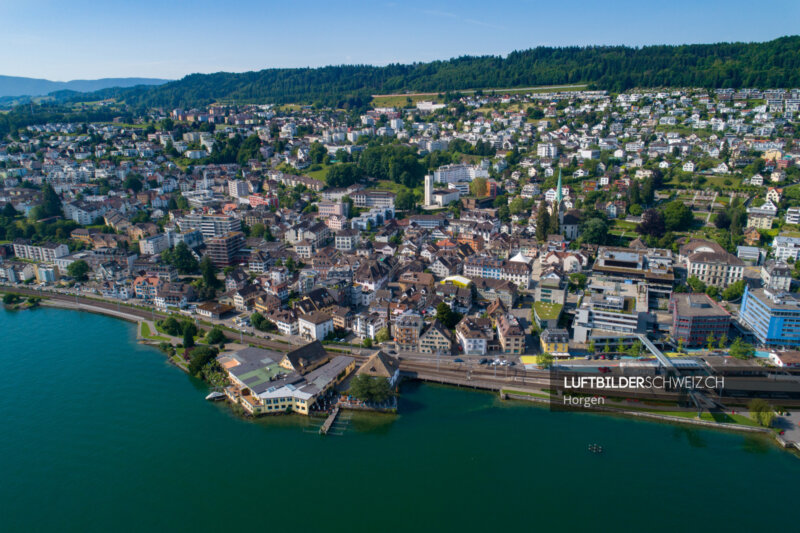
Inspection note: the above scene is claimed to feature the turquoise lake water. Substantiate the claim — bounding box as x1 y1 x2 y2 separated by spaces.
1 307 798 532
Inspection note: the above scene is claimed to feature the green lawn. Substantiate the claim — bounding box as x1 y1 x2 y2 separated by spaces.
533 302 563 321
371 84 586 109
371 94 443 108
303 164 329 182
501 389 551 399
699 412 759 427
141 322 170 341
612 220 638 231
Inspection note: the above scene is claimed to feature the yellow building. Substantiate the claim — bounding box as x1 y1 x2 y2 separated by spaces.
746 214 773 230
540 328 570 357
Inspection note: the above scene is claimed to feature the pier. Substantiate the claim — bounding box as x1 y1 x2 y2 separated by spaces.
319 407 340 435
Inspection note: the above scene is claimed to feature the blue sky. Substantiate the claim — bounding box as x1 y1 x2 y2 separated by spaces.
1 0 798 80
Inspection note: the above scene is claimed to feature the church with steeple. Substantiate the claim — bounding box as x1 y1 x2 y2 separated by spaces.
549 168 565 231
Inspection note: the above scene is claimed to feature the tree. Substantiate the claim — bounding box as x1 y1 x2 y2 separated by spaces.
3 202 18 217
200 256 221 290
548 208 560 236
362 337 373 348
568 273 587 291
637 209 665 237
348 374 391 402
309 142 327 164
535 203 550 241
581 218 608 245
687 276 707 293
183 322 198 349
205 327 226 345
715 210 731 229
375 327 391 343
718 334 728 350
706 334 715 351
124 174 144 193
40 183 62 218
629 340 643 357
509 197 526 216
748 399 775 428
326 163 364 188
187 345 218 376
67 260 90 281
2 293 21 305
721 280 746 301
677 338 684 353
251 312 276 332
729 338 754 360
396 189 416 211
470 177 488 197
537 352 554 369
588 340 596 354
662 201 694 231
250 223 267 239
160 317 183 336
435 302 462 329
164 241 198 274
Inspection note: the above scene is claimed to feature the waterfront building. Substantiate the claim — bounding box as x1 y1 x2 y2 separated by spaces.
297 311 334 341
573 280 651 343
540 328 570 357
418 320 454 354
669 293 730 346
740 287 800 347
497 314 525 355
221 345 354 416
12 240 69 262
394 313 424 351
356 350 401 387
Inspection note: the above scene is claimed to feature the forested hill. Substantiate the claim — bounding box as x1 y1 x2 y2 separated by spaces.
61 36 800 110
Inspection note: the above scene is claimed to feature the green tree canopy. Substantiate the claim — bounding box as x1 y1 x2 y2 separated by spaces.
348 374 392 402
66 260 90 281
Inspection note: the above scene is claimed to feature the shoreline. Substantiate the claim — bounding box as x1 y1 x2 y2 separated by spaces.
6 301 798 453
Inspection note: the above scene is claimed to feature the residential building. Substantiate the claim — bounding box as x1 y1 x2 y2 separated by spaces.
12 240 69 262
540 328 570 357
455 316 496 356
497 314 525 355
206 231 245 267
178 213 241 239
297 311 334 341
761 260 792 292
418 320 454 354
772 236 800 261
394 313 424 351
138 233 170 255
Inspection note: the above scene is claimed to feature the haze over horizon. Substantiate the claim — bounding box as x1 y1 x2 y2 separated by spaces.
1 0 798 81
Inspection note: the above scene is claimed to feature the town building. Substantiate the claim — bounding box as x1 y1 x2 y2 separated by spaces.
669 293 730 346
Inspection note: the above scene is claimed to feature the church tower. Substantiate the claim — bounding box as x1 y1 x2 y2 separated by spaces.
555 168 565 228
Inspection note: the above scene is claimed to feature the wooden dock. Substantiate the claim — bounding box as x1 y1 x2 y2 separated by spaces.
319 407 340 435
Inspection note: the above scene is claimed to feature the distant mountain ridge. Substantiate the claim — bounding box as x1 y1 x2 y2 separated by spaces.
77 36 800 110
0 75 171 98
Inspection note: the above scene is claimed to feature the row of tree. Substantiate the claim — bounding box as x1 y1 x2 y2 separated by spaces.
64 37 800 110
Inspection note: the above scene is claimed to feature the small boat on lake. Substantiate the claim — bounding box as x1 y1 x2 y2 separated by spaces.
205 391 226 401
